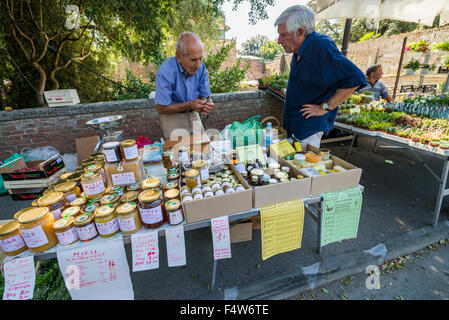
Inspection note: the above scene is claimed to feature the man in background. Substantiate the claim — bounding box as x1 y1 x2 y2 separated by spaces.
358 64 393 102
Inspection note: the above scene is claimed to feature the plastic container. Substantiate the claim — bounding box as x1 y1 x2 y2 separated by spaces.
294 153 306 166
0 220 28 256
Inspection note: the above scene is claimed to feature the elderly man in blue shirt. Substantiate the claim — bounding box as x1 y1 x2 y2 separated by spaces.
275 5 367 148
155 32 214 140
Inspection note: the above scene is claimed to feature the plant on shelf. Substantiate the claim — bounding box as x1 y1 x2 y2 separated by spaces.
403 58 421 71
420 63 436 70
442 55 449 67
406 40 430 53
431 41 449 52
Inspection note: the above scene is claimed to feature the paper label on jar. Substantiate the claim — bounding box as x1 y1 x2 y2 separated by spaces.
50 208 62 220
200 168 209 181
95 218 120 236
169 209 184 225
139 205 163 224
83 180 105 196
123 145 139 160
104 148 119 162
112 172 136 185
75 223 98 241
66 192 77 204
56 227 79 246
0 234 26 253
118 216 137 232
20 225 49 248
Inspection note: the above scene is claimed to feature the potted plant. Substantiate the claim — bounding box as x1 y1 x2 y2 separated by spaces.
420 63 436 74
403 58 420 75
406 40 430 54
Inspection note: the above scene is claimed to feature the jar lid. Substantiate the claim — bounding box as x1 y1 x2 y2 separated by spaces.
294 153 306 160
121 191 139 202
84 164 101 173
67 171 84 181
82 202 99 214
100 193 120 204
18 207 50 224
70 197 87 206
185 169 199 178
54 181 77 193
120 139 136 147
165 189 180 199
268 162 281 169
167 172 179 179
251 169 264 176
0 220 20 236
164 181 178 190
251 176 259 182
165 199 181 211
192 159 206 168
74 212 94 226
94 205 115 218
60 172 73 181
13 207 35 220
62 206 81 218
109 186 123 194
268 179 278 184
82 171 100 180
54 216 75 230
116 202 137 215
142 177 160 190
138 189 161 203
103 141 120 149
37 192 65 206
181 192 193 199
31 198 40 207
127 183 141 191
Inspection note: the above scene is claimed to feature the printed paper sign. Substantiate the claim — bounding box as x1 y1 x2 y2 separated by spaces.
211 216 231 260
165 226 186 267
56 238 134 300
112 172 136 185
3 256 36 300
131 231 159 272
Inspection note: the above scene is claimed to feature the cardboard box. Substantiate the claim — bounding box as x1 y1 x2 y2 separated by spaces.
181 161 253 224
0 153 65 181
230 222 253 243
273 143 362 196
75 136 100 165
164 134 211 156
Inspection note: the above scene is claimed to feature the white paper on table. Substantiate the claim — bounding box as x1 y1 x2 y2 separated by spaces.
2 256 35 300
165 226 186 267
211 216 232 260
131 231 159 272
56 237 134 300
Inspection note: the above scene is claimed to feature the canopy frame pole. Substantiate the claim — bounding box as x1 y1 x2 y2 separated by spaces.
393 37 408 101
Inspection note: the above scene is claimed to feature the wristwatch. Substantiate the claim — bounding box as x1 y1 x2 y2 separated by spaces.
322 102 329 111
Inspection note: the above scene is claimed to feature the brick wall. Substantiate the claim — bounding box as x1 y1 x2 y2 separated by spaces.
0 91 283 160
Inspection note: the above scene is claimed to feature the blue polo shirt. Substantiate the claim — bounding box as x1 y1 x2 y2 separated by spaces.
284 32 366 140
155 56 211 106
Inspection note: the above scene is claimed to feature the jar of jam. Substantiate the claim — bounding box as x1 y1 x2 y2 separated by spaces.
186 169 201 189
60 172 73 182
84 163 108 185
53 216 79 246
0 220 28 256
70 197 88 210
120 139 139 161
100 193 121 209
103 141 122 163
53 181 82 205
116 202 142 234
203 190 214 198
250 175 260 187
81 171 106 199
94 205 120 238
165 188 180 201
17 207 58 253
13 207 34 221
192 160 209 184
37 192 69 221
73 213 98 242
138 189 166 229
178 146 189 162
61 206 81 219
142 177 161 190
165 199 184 226
162 151 173 169
121 190 139 203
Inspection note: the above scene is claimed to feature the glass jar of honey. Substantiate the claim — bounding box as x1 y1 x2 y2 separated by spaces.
13 207 34 221
138 189 166 229
0 220 28 256
167 171 180 183
73 213 98 242
116 202 142 234
108 186 124 197
163 181 178 192
31 198 40 207
70 197 88 210
81 171 106 199
121 190 139 204
53 181 82 205
61 205 82 219
127 183 142 193
164 188 180 201
100 193 121 209
66 171 84 188
84 163 108 185
53 216 79 246
37 192 69 221
81 202 100 215
94 205 120 238
17 207 58 253
120 139 139 161
192 160 209 184
165 199 184 226
103 141 122 163
142 177 161 190
185 169 201 189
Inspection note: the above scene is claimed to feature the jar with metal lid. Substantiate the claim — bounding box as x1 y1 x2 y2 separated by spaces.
268 162 281 176
121 190 139 203
221 180 232 190
108 186 124 197
120 139 139 161
181 192 193 203
180 186 190 197
241 171 249 182
127 183 141 193
162 151 173 169
53 181 81 205
319 148 330 161
165 199 184 226
275 171 289 181
225 187 235 194
268 178 278 184
116 202 142 234
31 198 40 207
203 190 214 198
165 188 180 201
142 177 161 190
280 178 290 183
0 220 27 256
81 201 100 215
202 185 212 193
193 193 203 200
84 163 108 185
66 171 84 188
164 181 178 192
178 145 190 162
73 213 98 242
167 171 180 183
281 166 290 175
250 175 260 187
61 206 81 219
250 168 264 178
192 159 209 184
214 188 225 196
103 141 122 163
261 174 270 186
13 207 34 221
138 189 166 229
235 184 246 192
94 205 120 238
53 216 79 246
100 193 121 209
81 171 106 199
17 207 58 252
70 197 88 210
60 172 73 182
185 169 201 189
37 192 69 221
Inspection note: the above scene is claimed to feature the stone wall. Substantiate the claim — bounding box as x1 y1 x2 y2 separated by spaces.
0 91 283 160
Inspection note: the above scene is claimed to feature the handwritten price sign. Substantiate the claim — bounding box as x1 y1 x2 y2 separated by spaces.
3 256 35 300
211 216 232 260
131 231 159 272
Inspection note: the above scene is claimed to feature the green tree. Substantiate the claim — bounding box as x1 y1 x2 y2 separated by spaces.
239 35 269 57
259 40 284 60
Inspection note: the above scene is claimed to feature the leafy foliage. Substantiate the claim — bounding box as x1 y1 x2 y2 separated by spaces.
403 58 421 71
258 40 285 60
358 32 380 42
114 70 154 100
431 41 449 52
406 40 430 53
239 35 269 57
